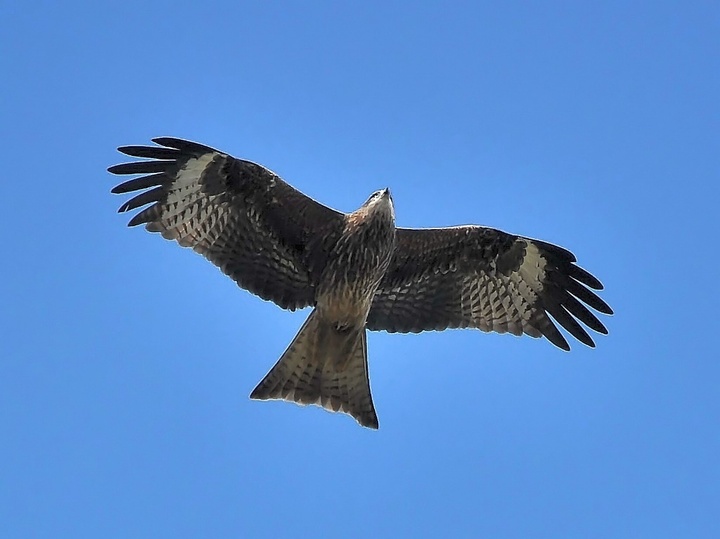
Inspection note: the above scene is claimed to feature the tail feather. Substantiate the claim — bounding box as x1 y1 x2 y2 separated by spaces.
250 309 379 429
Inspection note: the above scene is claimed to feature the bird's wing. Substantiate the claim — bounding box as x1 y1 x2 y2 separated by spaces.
366 226 613 350
109 137 344 310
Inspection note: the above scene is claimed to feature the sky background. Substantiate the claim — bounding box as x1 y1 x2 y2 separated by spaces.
1 1 718 537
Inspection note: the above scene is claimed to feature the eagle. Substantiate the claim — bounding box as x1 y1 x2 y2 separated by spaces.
109 137 612 429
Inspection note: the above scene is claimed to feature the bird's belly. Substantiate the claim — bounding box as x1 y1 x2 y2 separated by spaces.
316 285 374 327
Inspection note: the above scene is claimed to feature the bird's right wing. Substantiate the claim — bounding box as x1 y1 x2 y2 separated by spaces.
367 226 612 350
109 137 344 310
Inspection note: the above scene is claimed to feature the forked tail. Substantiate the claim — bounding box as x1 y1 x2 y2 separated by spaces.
249 309 379 429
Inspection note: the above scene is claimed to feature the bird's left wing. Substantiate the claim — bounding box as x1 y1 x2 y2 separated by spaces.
109 137 344 310
366 226 612 350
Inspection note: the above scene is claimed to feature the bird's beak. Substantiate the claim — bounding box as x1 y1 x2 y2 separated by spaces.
382 188 391 199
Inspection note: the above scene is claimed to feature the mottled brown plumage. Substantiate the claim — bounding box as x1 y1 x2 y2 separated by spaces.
109 137 613 428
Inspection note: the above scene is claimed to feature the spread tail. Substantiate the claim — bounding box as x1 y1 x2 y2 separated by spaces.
249 309 379 429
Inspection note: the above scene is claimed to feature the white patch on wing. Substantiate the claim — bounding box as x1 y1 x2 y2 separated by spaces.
160 153 219 233
519 242 547 289
166 153 216 206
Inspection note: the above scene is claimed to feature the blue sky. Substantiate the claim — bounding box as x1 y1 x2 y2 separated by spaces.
1 1 718 537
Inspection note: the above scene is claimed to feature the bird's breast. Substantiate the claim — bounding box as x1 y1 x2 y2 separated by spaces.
315 224 394 325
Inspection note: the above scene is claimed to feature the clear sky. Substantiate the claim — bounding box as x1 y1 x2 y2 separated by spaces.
1 2 718 537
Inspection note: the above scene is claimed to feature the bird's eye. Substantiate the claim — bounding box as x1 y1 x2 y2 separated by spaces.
365 190 384 205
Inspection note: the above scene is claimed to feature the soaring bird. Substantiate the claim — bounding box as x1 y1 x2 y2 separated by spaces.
109 137 612 429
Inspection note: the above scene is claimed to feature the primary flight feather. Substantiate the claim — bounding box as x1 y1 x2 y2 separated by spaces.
109 137 612 428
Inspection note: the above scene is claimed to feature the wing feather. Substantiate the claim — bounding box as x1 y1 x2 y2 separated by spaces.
118 186 166 212
367 226 612 350
117 145 182 160
544 297 595 348
555 271 613 314
151 136 217 153
111 173 166 194
556 290 608 334
107 160 170 175
566 263 604 290
109 137 344 310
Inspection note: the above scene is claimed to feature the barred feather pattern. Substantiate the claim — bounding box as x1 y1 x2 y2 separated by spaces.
109 137 344 311
250 310 378 428
367 227 613 351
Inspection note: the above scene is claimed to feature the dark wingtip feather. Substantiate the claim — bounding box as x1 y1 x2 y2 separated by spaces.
107 163 126 174
107 161 169 175
547 303 596 348
151 137 218 155
127 206 159 227
580 289 613 315
533 239 577 263
568 264 604 290
577 309 608 334
111 173 165 194
117 186 164 213
539 317 571 351
117 145 181 160
570 324 596 348
557 271 613 316
554 337 571 352
561 293 609 334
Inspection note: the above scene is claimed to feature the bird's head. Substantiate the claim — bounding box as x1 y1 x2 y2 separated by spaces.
363 188 395 221
346 188 395 231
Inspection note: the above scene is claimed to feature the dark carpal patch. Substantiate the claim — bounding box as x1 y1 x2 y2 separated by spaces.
495 239 528 275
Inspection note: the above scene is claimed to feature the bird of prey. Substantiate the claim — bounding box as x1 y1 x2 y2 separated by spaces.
109 137 612 429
